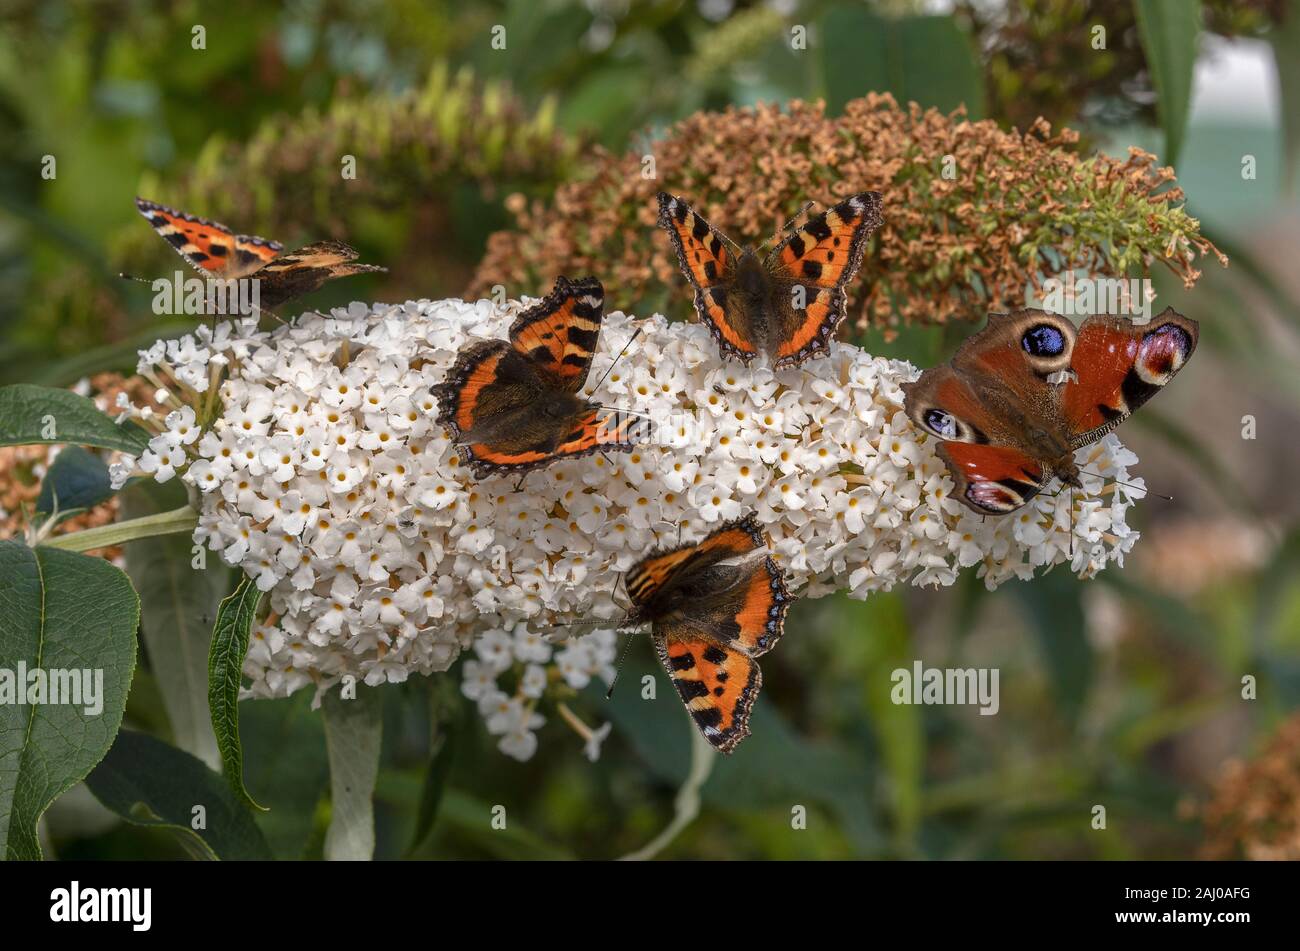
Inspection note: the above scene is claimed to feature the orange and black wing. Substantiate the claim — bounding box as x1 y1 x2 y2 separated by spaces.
1062 309 1198 449
627 513 768 608
508 276 604 393
432 340 518 443
431 341 639 477
764 192 882 367
655 632 761 754
254 240 387 310
135 197 281 280
638 515 792 753
656 192 758 363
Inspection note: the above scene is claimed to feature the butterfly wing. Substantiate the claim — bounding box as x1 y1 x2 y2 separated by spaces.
634 516 792 753
656 192 759 364
950 310 1077 405
431 340 527 444
432 340 637 477
763 191 882 367
1061 309 1198 449
902 363 1054 515
654 632 761 754
462 407 640 474
507 276 604 393
628 514 769 612
254 240 387 310
936 442 1051 515
135 198 281 280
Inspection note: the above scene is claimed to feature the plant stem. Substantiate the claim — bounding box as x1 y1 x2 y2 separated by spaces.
619 727 715 861
42 504 198 551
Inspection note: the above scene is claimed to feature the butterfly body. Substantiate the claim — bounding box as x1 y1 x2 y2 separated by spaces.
903 308 1198 515
432 276 641 477
134 198 385 313
657 191 883 368
624 515 792 753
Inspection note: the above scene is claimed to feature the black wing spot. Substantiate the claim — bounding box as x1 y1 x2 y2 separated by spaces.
693 707 723 729
702 646 728 665
676 679 710 701
806 219 832 241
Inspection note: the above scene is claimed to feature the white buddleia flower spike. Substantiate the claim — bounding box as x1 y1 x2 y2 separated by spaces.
115 296 1144 759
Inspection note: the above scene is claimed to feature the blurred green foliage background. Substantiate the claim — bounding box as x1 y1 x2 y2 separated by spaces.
4 0 1300 859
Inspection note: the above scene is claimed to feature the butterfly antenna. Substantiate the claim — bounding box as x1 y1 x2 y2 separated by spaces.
761 200 816 251
1079 469 1174 501
590 327 643 393
118 272 153 284
605 629 640 700
595 405 653 419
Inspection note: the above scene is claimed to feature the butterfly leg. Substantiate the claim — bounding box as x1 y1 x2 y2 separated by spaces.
256 303 288 326
513 472 529 492
1068 485 1075 558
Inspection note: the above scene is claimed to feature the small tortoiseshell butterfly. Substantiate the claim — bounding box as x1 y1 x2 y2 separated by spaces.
624 514 792 753
135 198 386 311
903 307 1199 515
657 191 883 368
431 276 644 478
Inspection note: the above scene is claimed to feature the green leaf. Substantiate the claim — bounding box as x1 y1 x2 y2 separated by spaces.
207 575 265 811
0 541 138 860
85 729 273 860
1013 570 1091 729
0 384 150 454
122 481 230 769
240 693 329 859
406 724 456 857
821 9 984 118
321 686 383 861
435 788 573 860
1271 2 1300 195
1134 0 1201 167
36 446 114 516
841 593 923 854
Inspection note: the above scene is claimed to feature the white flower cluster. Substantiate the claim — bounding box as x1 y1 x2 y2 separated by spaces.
111 294 1144 760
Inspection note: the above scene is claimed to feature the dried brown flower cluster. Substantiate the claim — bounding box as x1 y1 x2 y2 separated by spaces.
0 373 159 557
1199 713 1300 860
470 94 1224 332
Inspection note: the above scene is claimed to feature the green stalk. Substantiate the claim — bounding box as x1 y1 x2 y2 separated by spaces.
43 505 198 551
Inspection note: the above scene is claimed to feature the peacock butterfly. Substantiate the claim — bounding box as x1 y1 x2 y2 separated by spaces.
902 307 1199 516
